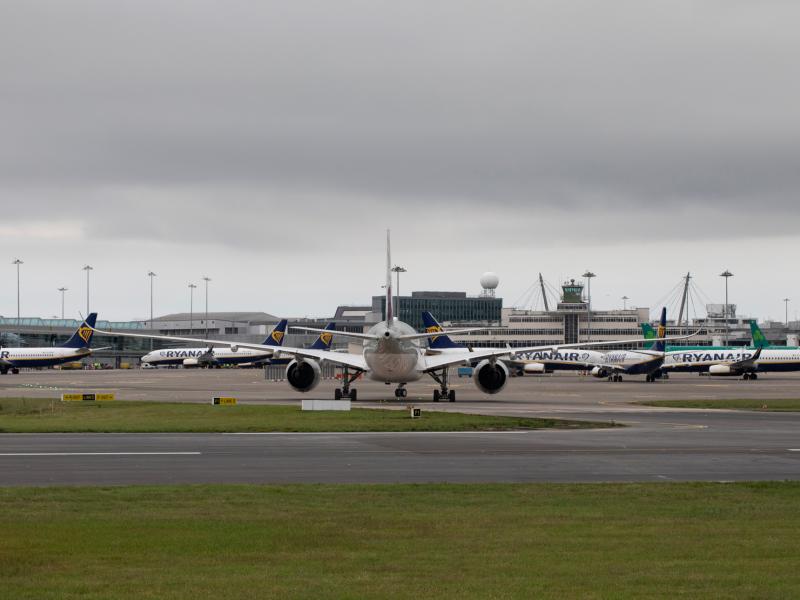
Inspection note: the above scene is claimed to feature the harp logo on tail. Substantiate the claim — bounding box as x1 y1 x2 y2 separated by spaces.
320 332 333 347
271 331 285 345
78 326 92 344
426 325 443 343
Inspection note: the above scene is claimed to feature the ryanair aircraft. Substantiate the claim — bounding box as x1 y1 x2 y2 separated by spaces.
141 320 289 367
0 314 99 374
92 232 689 401
643 319 800 379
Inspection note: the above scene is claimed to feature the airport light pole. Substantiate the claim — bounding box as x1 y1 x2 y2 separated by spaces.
12 259 23 332
720 270 733 345
203 277 211 336
784 298 791 327
583 271 596 342
83 265 93 315
148 271 157 350
391 266 406 320
189 283 197 335
58 287 68 319
622 295 629 310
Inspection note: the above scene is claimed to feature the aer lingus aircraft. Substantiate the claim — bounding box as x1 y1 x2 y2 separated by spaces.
90 232 693 401
0 314 100 374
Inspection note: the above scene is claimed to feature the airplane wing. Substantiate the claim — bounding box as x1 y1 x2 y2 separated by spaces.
90 327 369 372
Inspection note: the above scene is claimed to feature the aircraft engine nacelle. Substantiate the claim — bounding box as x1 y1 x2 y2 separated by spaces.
286 359 322 393
473 360 509 394
708 365 733 376
183 358 200 367
523 362 546 374
591 366 609 378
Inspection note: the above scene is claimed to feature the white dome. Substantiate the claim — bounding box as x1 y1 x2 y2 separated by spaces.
480 272 500 290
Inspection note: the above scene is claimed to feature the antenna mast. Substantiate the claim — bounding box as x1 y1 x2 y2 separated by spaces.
539 273 550 312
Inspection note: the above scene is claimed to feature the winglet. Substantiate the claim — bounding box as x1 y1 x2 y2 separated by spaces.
61 313 98 349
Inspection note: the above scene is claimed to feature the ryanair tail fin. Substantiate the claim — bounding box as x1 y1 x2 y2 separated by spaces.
422 312 464 350
309 323 336 351
750 320 769 348
651 308 667 353
262 319 288 347
62 313 98 349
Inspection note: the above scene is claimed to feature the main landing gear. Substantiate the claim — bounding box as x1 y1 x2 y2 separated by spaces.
429 369 456 402
608 374 623 382
334 367 360 401
394 384 408 399
743 373 759 381
645 373 657 383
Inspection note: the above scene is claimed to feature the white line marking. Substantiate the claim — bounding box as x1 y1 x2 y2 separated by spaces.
789 449 800 452
0 452 202 457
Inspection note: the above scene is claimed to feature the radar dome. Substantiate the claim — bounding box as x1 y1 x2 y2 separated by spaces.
480 272 500 290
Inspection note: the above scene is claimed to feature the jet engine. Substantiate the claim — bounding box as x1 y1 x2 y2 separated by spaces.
708 365 734 376
591 366 610 378
286 359 322 392
473 360 509 394
523 362 546 374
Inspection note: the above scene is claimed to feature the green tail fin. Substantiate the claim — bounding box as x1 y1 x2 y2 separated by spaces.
750 320 769 348
641 323 657 340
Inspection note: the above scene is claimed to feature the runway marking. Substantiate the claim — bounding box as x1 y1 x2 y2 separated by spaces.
789 449 800 452
0 452 202 457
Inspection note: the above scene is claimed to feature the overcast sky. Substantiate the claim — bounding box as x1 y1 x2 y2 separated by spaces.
1 1 798 323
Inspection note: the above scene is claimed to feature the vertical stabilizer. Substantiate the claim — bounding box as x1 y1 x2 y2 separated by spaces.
750 320 769 348
422 312 465 350
651 308 667 353
62 313 98 349
262 319 288 347
310 323 336 351
385 229 393 327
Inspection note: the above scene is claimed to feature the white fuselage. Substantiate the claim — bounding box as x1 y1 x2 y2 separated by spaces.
0 347 90 368
665 348 800 372
363 321 424 383
142 347 273 366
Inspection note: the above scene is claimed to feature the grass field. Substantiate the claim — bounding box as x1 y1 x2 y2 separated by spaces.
1 482 798 599
642 398 800 411
0 398 609 433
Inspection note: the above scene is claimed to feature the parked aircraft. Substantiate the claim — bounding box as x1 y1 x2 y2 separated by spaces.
589 308 670 383
0 314 99 374
140 320 289 367
422 311 605 375
91 232 692 401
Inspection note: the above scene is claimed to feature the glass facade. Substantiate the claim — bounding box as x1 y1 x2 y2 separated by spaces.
375 294 502 331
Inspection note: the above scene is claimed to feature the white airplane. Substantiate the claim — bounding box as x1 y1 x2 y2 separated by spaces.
141 320 289 368
0 314 100 375
422 311 606 375
588 308 671 383
91 232 693 401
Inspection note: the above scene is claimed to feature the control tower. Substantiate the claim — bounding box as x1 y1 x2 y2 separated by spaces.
558 279 588 309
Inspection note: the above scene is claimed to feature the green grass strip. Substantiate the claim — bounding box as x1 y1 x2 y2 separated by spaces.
641 399 800 411
1 482 799 599
0 398 610 433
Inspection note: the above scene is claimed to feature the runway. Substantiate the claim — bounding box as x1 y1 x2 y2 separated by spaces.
1 370 800 485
